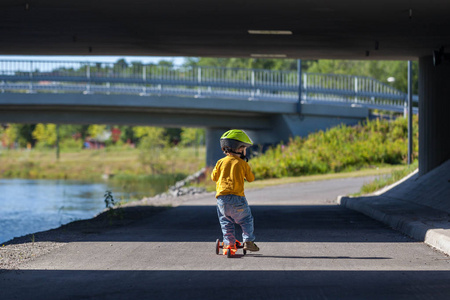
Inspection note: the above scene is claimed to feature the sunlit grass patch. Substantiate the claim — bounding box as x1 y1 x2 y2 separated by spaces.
354 161 418 196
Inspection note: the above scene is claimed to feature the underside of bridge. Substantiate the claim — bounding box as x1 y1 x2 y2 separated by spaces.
1 1 450 60
0 0 449 175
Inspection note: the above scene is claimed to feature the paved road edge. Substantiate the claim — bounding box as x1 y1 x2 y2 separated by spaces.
337 195 450 256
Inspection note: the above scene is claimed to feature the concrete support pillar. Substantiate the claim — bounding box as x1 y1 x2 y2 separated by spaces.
206 128 227 167
418 56 450 175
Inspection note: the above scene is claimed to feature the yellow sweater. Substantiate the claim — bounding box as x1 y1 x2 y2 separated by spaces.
211 155 255 198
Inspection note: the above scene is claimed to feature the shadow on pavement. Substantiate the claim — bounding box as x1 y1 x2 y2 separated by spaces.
248 254 391 260
1 270 449 300
5 204 414 245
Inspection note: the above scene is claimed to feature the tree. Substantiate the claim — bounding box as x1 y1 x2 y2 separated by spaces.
118 125 136 144
183 57 300 71
15 124 37 147
164 128 182 145
306 60 418 94
180 128 205 147
87 125 107 139
157 60 174 67
131 61 144 74
1 124 18 148
183 57 418 94
32 124 57 147
58 125 86 140
133 126 169 174
113 59 129 73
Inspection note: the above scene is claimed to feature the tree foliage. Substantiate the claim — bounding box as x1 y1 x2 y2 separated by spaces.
180 128 205 147
306 60 418 94
133 126 169 173
1 124 19 148
183 57 418 94
0 124 37 148
183 57 302 70
32 124 57 147
87 125 108 140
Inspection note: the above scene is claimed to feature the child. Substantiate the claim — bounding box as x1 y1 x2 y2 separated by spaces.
211 129 260 255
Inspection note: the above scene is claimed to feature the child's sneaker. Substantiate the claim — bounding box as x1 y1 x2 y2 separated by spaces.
244 241 260 252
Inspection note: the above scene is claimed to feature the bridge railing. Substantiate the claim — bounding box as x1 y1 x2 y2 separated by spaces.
0 60 417 111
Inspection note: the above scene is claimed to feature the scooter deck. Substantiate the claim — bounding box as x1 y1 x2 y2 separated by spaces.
215 239 247 258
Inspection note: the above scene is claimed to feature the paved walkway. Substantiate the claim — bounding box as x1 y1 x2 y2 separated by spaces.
1 176 450 299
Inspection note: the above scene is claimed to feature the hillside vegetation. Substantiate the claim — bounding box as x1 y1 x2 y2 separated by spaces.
250 116 418 179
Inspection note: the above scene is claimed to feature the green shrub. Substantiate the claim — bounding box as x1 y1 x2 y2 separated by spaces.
60 139 83 151
251 116 418 179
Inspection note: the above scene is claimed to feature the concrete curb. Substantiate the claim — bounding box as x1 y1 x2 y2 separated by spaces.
337 195 450 256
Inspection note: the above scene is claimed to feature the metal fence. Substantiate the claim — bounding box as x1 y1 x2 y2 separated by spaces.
0 60 418 111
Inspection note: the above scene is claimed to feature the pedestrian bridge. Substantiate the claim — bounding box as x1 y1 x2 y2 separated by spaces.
0 59 418 164
0 59 417 111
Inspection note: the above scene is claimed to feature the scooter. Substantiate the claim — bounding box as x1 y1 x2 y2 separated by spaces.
215 239 247 258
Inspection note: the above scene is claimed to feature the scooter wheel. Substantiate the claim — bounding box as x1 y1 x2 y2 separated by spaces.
227 249 232 258
215 239 220 255
243 249 247 255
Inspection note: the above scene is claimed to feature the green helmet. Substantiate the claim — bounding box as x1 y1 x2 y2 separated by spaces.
220 129 253 153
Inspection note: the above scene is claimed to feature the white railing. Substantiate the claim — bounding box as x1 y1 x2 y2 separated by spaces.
0 60 418 111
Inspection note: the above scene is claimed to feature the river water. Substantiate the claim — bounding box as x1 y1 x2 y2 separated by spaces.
0 179 154 244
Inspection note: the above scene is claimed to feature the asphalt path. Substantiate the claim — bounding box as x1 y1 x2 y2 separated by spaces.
1 176 450 299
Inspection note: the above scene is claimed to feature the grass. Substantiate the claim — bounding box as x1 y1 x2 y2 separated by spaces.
0 146 205 182
355 161 418 196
